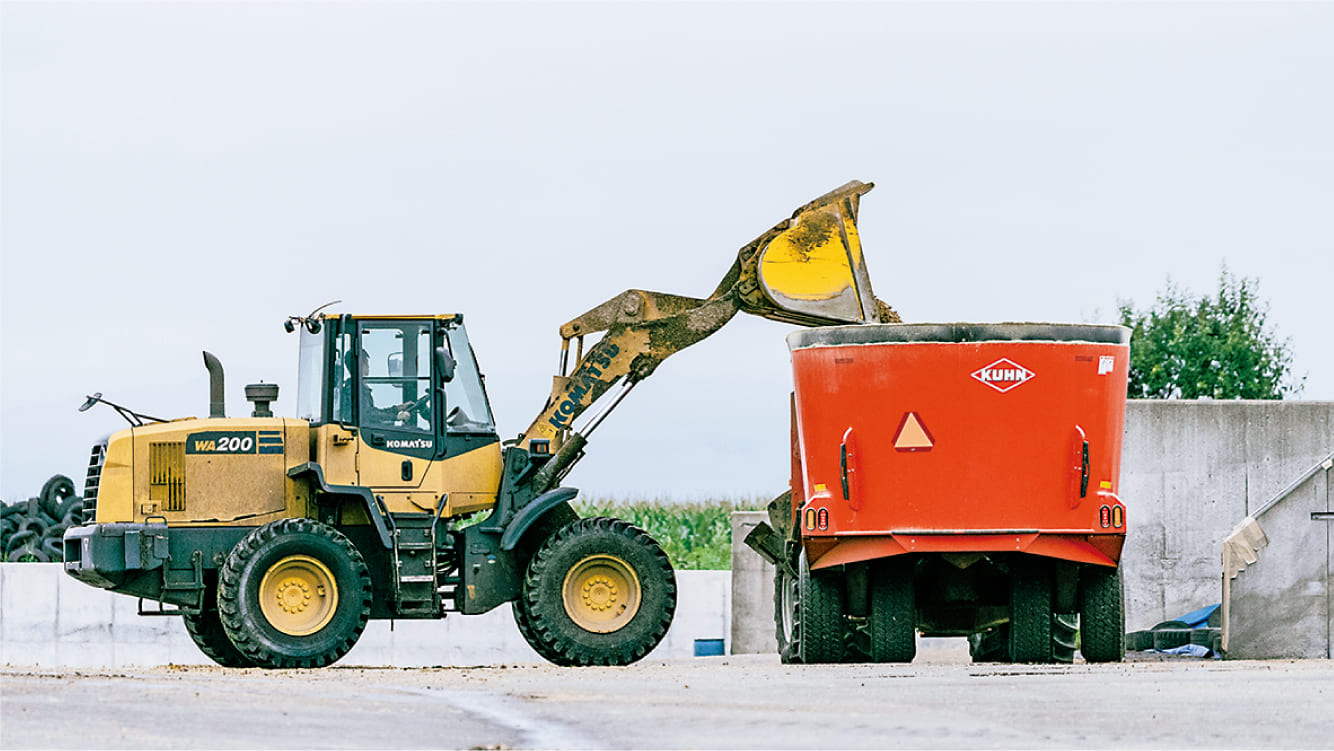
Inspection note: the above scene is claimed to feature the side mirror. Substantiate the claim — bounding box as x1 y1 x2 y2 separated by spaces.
436 346 456 383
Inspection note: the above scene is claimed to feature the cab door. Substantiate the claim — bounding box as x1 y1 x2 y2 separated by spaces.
354 321 444 511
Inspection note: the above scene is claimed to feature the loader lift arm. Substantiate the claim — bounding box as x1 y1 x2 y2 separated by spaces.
517 180 898 495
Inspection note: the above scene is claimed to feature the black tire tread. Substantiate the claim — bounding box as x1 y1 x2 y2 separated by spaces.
1009 562 1054 663
515 517 676 667
1079 565 1125 663
183 605 254 668
774 566 803 664
217 518 371 670
797 553 844 663
869 557 916 663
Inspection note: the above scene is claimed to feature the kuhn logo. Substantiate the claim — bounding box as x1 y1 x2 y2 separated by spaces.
971 358 1034 393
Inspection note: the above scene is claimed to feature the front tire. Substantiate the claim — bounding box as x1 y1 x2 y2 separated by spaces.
218 519 372 669
515 517 675 666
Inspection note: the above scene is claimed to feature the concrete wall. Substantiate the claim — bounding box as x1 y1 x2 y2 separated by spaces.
1121 401 1334 631
731 511 776 654
0 565 730 667
1225 458 1331 658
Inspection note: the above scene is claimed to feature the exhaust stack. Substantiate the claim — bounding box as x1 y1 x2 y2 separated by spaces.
203 351 225 419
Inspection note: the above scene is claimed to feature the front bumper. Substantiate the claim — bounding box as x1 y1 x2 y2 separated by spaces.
63 522 170 590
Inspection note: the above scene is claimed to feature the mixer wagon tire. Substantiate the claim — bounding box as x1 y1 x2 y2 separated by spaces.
1008 563 1054 663
1078 565 1125 663
775 566 803 664
969 625 1009 662
184 600 255 668
1052 613 1078 664
869 557 916 663
515 517 676 666
797 550 844 663
218 519 371 669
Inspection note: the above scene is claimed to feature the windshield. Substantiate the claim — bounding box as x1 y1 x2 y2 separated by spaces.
295 327 326 421
444 323 496 433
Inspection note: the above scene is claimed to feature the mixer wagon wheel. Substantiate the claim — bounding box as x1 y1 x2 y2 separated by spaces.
775 566 803 664
516 517 676 666
796 550 844 663
184 588 254 668
869 556 916 663
1078 565 1125 663
1008 560 1054 663
1052 613 1079 664
218 519 372 669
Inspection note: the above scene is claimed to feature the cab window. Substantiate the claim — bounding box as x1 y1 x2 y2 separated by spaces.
358 323 432 433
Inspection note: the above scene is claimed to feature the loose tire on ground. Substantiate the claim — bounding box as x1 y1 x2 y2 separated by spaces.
774 564 803 664
184 597 255 668
1008 559 1054 663
218 518 371 669
514 517 675 667
796 550 844 664
868 556 916 663
1079 564 1125 663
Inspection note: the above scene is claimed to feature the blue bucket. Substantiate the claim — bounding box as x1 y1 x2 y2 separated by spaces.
694 638 725 657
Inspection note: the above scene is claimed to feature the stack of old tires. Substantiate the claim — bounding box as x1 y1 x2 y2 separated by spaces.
0 475 84 563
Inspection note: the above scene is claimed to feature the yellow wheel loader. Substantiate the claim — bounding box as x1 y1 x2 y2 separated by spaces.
63 181 894 668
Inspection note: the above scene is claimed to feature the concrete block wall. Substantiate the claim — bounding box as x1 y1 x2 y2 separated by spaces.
1121 401 1334 630
0 565 730 667
1225 458 1331 658
730 511 776 654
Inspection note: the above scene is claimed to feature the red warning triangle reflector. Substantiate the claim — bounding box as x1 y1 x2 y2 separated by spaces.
894 412 934 452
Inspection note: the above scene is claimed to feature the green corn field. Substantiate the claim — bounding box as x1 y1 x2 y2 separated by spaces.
576 496 767 571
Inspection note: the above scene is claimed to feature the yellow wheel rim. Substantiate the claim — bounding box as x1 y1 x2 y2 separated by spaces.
259 555 339 636
561 554 641 634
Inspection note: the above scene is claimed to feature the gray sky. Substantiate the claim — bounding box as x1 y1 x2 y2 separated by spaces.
3 1 1331 502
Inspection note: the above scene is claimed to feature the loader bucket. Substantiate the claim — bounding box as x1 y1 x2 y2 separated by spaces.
723 180 890 326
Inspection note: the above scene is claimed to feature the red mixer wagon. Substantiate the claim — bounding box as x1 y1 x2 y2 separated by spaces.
745 322 1130 664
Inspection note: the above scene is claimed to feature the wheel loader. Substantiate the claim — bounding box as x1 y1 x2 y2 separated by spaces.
63 181 894 669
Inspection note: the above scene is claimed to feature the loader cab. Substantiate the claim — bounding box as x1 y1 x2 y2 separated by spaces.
296 315 502 516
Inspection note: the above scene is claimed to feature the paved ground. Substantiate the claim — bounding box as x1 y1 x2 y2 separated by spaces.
3 652 1332 749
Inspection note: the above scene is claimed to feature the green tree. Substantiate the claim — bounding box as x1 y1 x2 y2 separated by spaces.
1117 267 1303 399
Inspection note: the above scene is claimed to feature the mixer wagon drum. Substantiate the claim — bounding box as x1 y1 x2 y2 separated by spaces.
786 323 1130 663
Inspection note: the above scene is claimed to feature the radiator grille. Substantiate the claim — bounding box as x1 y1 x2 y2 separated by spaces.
149 441 187 512
82 442 106 524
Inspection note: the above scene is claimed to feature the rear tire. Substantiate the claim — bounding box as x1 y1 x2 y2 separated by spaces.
1079 565 1125 662
184 599 254 668
1008 560 1053 663
218 519 371 669
869 556 916 663
515 517 675 666
797 550 844 663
